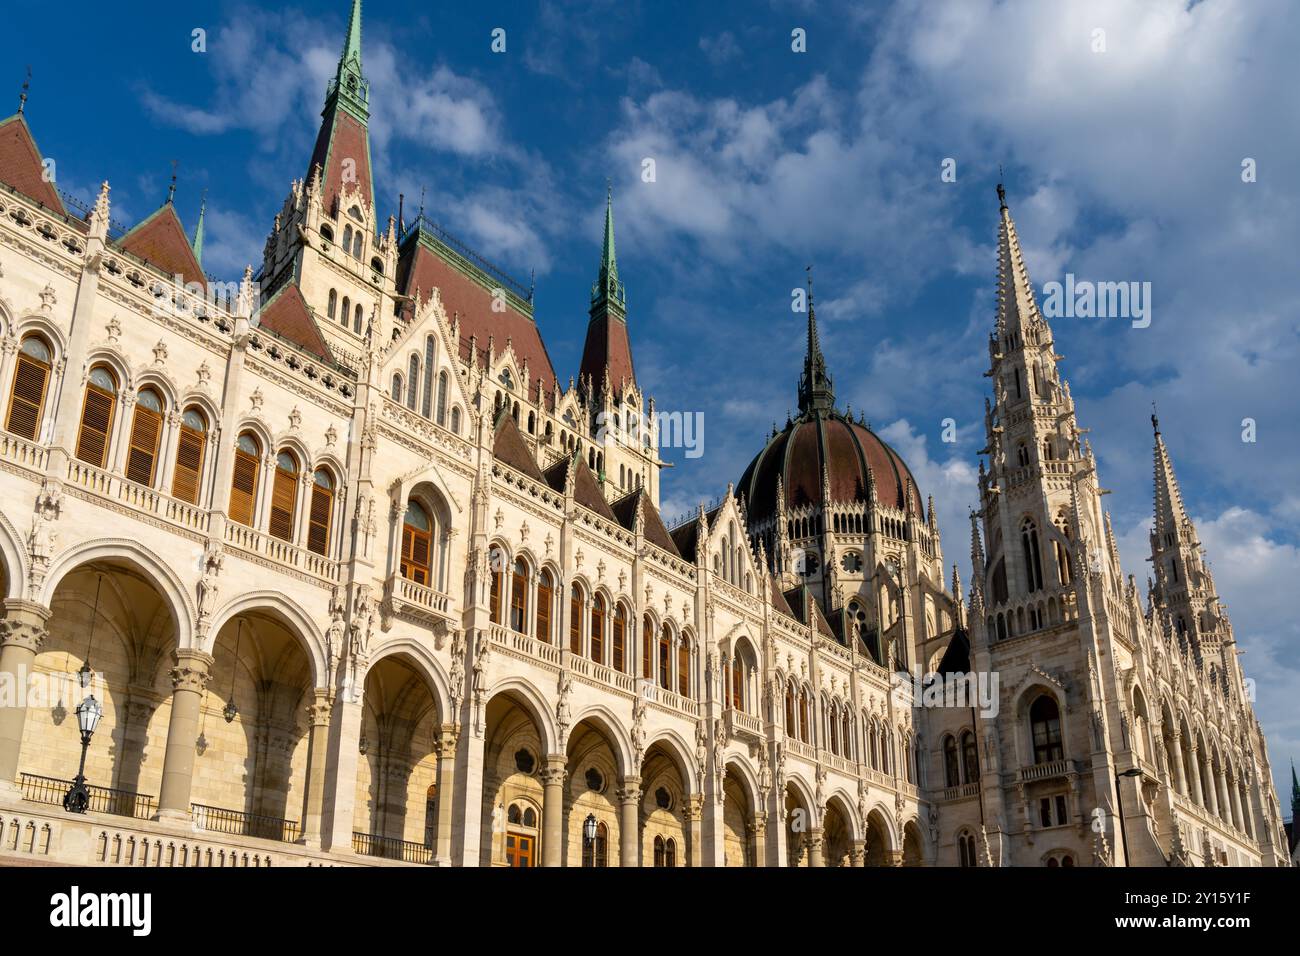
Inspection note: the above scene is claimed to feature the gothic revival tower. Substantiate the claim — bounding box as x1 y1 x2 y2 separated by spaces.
578 188 660 500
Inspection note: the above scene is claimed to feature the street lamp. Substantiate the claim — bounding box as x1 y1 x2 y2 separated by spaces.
583 812 598 845
1114 767 1143 865
62 694 103 814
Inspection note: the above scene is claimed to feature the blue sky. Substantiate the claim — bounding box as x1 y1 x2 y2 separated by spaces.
5 0 1297 806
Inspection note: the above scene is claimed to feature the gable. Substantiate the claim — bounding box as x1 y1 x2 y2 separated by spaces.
0 114 65 215
257 284 332 361
118 204 206 291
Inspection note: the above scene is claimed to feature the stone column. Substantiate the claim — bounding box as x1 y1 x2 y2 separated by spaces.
850 839 866 867
320 683 365 853
433 725 458 865
619 777 641 867
298 690 332 847
887 848 904 866
156 648 214 821
1217 771 1232 827
1227 776 1243 832
807 826 825 867
0 601 50 793
541 754 567 867
1187 743 1203 806
1169 732 1188 795
751 817 767 868
684 794 704 867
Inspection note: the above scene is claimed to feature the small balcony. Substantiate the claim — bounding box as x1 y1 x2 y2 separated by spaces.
1017 758 1075 784
724 707 764 740
383 572 454 626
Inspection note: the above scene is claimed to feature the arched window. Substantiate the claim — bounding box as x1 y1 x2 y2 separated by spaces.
124 387 164 485
421 336 436 418
449 407 461 434
307 468 334 556
665 837 676 868
354 303 363 334
642 615 654 679
658 625 672 691
229 433 261 526
352 230 363 258
961 731 980 784
489 548 505 625
842 710 853 760
590 594 606 664
535 569 554 643
1021 519 1043 593
654 835 666 867
510 558 528 633
798 689 809 743
678 637 690 698
730 655 745 712
400 501 432 585
406 355 419 410
342 296 350 329
171 407 207 504
785 683 796 735
829 703 841 755
569 585 584 655
943 736 961 788
268 451 299 541
436 371 449 426
342 224 353 252
1030 695 1063 764
612 604 626 672
391 373 403 401
6 335 52 440
320 223 334 242
958 832 977 867
76 365 117 467
327 289 337 320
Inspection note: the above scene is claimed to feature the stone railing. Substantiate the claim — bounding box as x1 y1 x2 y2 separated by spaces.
0 430 50 474
224 520 339 582
784 738 817 761
940 781 981 802
725 707 764 739
1017 758 1075 784
384 572 454 625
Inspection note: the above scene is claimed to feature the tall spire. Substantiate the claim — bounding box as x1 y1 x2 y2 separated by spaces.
591 182 625 314
798 265 834 415
326 0 369 123
1152 416 1191 541
995 183 1043 340
192 191 206 266
306 0 374 215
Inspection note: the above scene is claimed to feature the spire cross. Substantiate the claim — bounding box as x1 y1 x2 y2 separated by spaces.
167 160 178 205
1151 401 1161 436
18 65 30 115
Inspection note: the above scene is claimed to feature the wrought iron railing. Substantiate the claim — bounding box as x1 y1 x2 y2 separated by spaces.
20 772 156 819
351 831 434 864
190 803 300 843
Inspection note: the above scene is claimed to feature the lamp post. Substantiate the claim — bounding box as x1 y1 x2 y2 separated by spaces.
583 812 598 866
62 694 103 814
1114 767 1143 865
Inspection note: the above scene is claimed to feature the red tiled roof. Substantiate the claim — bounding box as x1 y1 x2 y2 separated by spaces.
493 410 545 481
572 454 615 520
256 284 332 361
0 114 66 215
611 489 680 558
308 105 373 218
579 313 636 394
398 235 558 408
118 203 206 291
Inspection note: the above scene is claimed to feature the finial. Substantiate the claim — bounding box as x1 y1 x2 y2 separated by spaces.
417 185 426 224
996 169 1006 211
18 66 30 115
1151 401 1160 437
167 160 178 205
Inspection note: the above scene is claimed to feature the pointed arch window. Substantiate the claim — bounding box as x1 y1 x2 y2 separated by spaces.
436 371 449 426
171 407 207 505
510 558 529 633
535 569 554 643
730 655 745 712
229 432 261 527
401 501 432 585
1030 695 1063 764
658 624 672 691
342 295 351 329
449 406 461 434
268 450 299 541
582 821 608 868
1021 519 1043 593
612 604 626 672
421 336 436 418
590 594 606 664
307 468 334 556
407 355 420 410
6 335 52 440
678 637 690 698
785 682 796 735
124 387 165 486
642 615 654 679
654 835 666 867
489 548 505 625
76 365 117 467
961 731 980 784
342 224 353 253
569 585 584 655
327 289 337 320
352 230 363 259
391 373 403 402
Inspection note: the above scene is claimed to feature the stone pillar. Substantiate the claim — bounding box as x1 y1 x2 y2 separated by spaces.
850 839 866 867
887 848 904 866
0 600 50 793
1217 771 1232 827
1169 732 1188 795
1227 776 1243 832
807 826 825 867
541 754 567 867
619 777 641 867
298 690 332 847
684 794 703 867
434 726 458 865
321 687 365 853
751 817 767 868
156 648 214 821
1187 744 1203 806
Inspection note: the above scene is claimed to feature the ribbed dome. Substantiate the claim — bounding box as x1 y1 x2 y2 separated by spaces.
738 410 924 526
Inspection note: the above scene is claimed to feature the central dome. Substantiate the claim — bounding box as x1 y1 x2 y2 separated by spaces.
738 410 923 526
737 274 923 526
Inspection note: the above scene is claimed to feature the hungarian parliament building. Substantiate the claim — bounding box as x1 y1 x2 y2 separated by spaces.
0 1 1289 867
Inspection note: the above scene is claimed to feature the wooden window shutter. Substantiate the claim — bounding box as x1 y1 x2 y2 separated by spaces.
171 426 205 504
268 465 298 541
401 524 430 585
490 570 502 624
535 577 552 643
642 619 653 678
229 449 259 526
75 386 115 467
307 483 332 555
678 643 690 698
569 591 582 655
6 354 49 440
124 404 163 486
